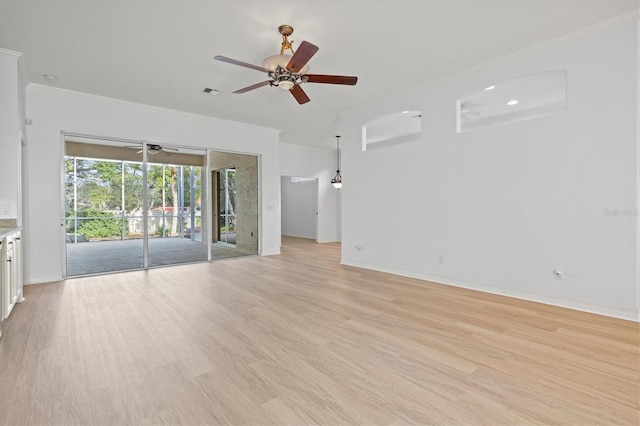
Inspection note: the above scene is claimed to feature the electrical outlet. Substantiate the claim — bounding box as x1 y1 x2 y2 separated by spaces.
553 270 564 280
355 245 364 252
438 255 446 264
0 204 9 215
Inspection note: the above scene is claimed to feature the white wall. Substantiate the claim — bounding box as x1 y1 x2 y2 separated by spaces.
340 17 639 320
25 85 281 284
281 176 317 239
279 143 340 243
636 16 640 317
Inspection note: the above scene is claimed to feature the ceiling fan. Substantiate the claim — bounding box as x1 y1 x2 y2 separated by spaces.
214 25 358 105
123 143 180 154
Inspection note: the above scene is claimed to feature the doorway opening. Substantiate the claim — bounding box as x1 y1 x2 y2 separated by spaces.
280 176 318 241
210 151 259 258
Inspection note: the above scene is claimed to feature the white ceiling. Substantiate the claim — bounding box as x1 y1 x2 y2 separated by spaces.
1 0 637 149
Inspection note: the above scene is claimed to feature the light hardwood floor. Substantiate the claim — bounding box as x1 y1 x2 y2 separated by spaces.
0 237 638 425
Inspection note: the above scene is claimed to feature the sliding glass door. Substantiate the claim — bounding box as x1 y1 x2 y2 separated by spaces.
64 137 207 276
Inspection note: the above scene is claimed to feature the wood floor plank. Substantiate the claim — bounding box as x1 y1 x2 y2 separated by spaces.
0 236 638 425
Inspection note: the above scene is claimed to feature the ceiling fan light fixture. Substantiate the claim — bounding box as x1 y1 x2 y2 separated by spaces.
263 55 309 74
278 80 295 90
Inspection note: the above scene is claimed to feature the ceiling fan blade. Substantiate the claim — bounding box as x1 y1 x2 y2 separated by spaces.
214 55 271 73
233 80 271 94
290 85 311 105
305 74 358 85
286 41 319 73
161 147 180 152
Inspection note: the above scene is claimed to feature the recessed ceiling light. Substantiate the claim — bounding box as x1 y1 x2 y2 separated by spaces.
203 88 219 95
507 99 519 106
484 85 495 91
402 110 410 114
43 74 58 81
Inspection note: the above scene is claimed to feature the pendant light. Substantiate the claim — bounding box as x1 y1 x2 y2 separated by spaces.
331 135 342 189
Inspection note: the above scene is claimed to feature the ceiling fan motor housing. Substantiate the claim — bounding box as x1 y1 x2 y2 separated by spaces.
269 65 306 90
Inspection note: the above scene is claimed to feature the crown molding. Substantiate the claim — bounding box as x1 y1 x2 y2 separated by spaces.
0 47 23 58
27 83 280 134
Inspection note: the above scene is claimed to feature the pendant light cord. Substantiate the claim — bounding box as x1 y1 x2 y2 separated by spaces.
336 135 341 172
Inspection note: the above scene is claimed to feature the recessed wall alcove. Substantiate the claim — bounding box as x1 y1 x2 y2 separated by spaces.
362 110 422 151
457 70 567 133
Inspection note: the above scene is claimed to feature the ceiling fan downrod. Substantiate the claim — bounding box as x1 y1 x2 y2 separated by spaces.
278 24 296 54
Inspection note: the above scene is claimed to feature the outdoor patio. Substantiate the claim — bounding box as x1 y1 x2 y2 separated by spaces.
66 237 250 276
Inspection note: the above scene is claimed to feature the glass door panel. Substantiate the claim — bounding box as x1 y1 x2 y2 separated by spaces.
65 155 144 276
217 168 236 246
148 160 207 267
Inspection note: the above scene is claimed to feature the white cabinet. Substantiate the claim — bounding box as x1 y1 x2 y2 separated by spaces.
0 229 22 338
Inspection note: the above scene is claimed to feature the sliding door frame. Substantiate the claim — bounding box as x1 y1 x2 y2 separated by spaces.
60 131 211 278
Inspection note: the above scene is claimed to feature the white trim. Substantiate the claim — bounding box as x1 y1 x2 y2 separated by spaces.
258 153 264 256
341 259 639 322
59 133 67 278
142 141 149 269
206 150 212 261
636 15 640 318
282 233 316 240
17 54 28 91
0 48 23 58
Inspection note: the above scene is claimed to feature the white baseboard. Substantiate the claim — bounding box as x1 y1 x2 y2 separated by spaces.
26 275 63 285
281 233 316 240
341 259 639 322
